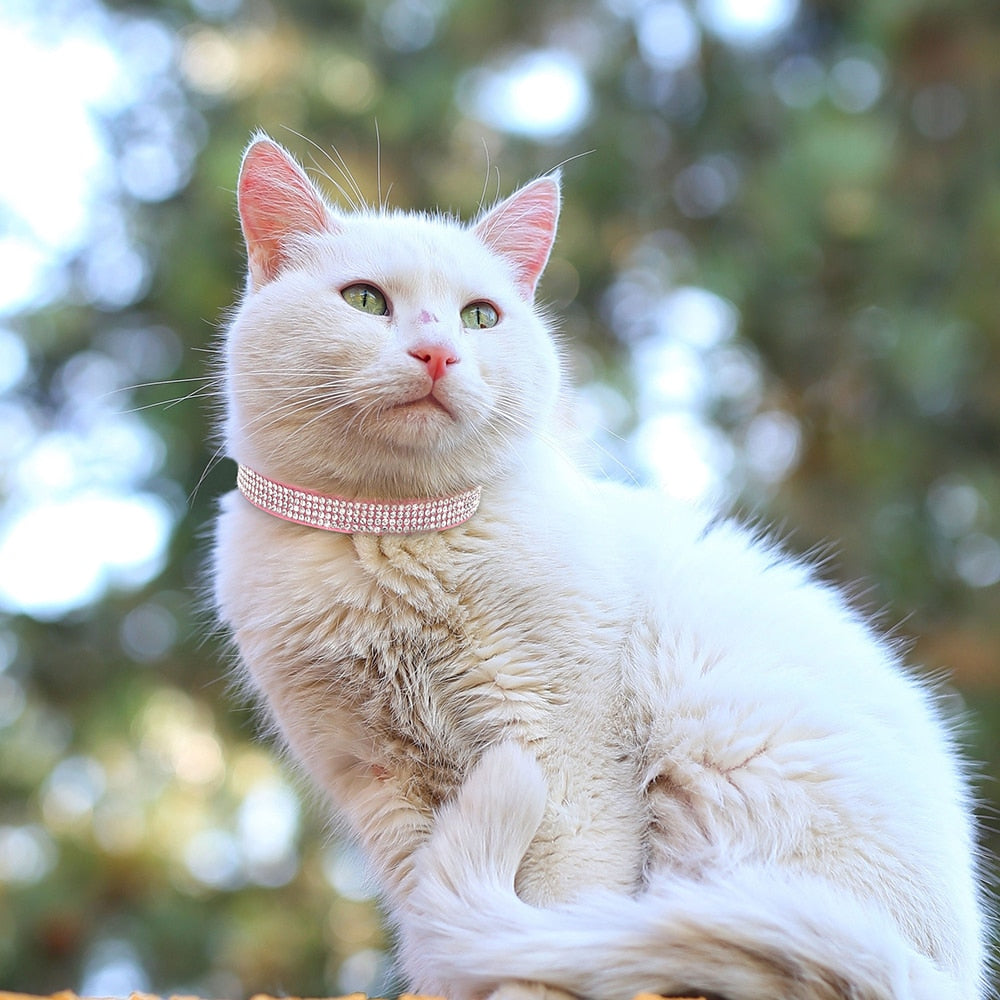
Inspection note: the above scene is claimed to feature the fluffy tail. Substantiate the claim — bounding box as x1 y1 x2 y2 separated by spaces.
398 743 961 1000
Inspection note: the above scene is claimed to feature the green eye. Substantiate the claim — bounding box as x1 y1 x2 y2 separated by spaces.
461 301 499 330
342 283 389 316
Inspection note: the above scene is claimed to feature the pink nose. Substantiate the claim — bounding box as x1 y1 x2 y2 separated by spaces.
410 345 458 381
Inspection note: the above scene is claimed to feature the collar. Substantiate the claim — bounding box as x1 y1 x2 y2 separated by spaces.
236 464 481 535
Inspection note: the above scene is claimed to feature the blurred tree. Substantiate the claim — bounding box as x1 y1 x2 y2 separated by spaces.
0 0 997 994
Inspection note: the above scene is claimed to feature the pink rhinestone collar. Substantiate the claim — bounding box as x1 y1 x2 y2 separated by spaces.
236 464 482 535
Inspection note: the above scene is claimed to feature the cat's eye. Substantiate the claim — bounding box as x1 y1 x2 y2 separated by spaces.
342 283 389 316
461 301 499 330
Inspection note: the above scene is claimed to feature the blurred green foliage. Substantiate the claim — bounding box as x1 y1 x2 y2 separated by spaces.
0 0 998 994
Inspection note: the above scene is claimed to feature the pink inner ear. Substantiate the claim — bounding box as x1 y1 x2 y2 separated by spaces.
474 176 561 299
238 138 330 289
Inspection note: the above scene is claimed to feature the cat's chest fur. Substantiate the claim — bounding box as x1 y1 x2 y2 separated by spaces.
215 483 648 900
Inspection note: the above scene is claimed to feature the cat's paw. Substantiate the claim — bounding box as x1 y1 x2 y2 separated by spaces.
484 981 578 1000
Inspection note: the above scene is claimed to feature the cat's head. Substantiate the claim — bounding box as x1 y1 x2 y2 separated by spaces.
223 133 563 500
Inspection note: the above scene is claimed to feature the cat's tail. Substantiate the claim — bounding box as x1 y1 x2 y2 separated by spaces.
398 743 962 1000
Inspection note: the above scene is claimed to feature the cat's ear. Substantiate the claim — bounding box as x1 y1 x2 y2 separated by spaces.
237 134 333 290
474 175 560 300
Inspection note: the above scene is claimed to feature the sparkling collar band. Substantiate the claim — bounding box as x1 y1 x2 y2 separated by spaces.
236 464 482 535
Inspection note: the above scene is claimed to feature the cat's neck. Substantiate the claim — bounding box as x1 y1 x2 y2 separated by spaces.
236 464 482 535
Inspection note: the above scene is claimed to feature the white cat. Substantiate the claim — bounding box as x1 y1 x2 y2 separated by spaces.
213 133 989 1000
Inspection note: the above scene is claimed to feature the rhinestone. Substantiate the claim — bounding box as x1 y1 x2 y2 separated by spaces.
236 464 481 535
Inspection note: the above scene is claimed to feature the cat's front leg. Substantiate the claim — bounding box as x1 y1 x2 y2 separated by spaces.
323 755 444 904
484 981 579 1000
397 743 550 996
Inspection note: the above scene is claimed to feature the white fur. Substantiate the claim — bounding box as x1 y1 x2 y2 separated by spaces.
213 137 989 1000
401 744 966 1000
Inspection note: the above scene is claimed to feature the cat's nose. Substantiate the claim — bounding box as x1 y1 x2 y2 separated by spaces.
409 344 459 381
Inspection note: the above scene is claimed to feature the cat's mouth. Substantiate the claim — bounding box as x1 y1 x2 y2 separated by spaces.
390 390 455 419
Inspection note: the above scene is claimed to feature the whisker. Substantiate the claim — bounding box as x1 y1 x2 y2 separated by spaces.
294 128 370 212
375 118 385 211
237 388 359 437
485 396 639 494
116 375 217 393
478 138 497 216
106 376 221 414
113 368 368 417
280 127 362 212
545 148 596 177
